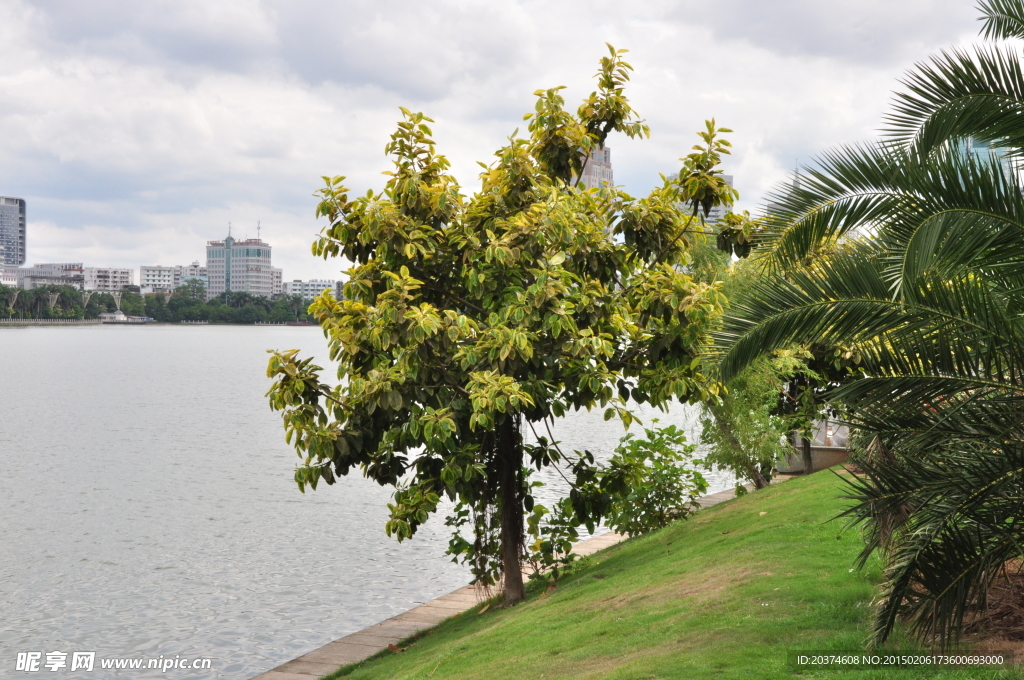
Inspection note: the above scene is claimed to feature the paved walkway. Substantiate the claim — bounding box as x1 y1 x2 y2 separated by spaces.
250 483 754 680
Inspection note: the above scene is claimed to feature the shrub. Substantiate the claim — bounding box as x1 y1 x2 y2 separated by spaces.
603 422 708 537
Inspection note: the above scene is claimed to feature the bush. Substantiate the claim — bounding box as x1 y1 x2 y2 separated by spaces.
602 422 708 537
524 420 709 585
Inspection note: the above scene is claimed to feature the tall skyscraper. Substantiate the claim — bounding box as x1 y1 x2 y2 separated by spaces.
0 196 26 266
578 146 613 189
206 234 274 298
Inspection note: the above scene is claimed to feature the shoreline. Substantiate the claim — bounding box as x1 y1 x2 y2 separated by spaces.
250 483 765 680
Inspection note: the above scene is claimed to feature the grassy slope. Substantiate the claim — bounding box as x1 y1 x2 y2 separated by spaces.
327 471 1022 680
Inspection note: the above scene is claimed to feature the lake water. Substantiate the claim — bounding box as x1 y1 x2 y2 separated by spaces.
0 326 733 679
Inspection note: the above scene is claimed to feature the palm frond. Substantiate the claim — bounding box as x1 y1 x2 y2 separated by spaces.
717 3 1024 645
979 0 1024 40
761 142 1024 271
886 46 1024 157
839 442 1024 645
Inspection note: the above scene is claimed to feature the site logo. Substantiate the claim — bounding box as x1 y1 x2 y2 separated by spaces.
15 652 212 672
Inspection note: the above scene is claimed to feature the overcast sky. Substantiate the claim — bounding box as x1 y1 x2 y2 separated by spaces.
0 0 982 280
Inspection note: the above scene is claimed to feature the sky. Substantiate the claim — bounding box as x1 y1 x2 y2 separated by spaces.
0 0 983 281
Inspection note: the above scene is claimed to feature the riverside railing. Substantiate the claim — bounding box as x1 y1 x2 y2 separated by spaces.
0 318 102 325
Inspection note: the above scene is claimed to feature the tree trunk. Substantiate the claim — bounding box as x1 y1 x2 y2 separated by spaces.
801 436 813 475
747 464 770 490
498 417 525 606
707 401 769 489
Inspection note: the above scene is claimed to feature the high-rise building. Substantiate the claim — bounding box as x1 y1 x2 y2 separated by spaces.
0 196 26 266
283 279 338 300
206 234 273 298
272 267 282 296
83 267 133 291
578 146 613 189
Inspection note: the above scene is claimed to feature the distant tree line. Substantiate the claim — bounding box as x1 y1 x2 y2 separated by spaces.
0 280 317 324
0 283 139 319
141 280 316 323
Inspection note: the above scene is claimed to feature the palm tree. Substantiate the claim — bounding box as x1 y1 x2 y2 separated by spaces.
715 0 1024 646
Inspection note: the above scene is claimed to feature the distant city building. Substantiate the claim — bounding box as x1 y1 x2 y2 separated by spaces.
1 266 17 287
283 279 337 300
98 310 128 323
141 263 209 294
578 146 613 189
335 280 345 300
173 261 208 290
17 263 84 290
27 262 83 278
271 267 283 296
0 196 26 266
958 137 1015 178
140 265 174 293
703 174 734 224
206 234 274 298
83 267 133 291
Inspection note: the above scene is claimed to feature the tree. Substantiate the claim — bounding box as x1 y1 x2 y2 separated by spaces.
714 0 1024 645
267 46 732 605
0 284 17 318
118 291 145 316
285 294 308 321
233 305 262 324
175 279 207 303
700 356 792 489
145 294 169 321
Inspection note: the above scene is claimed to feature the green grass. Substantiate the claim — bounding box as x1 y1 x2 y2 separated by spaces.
322 471 1023 679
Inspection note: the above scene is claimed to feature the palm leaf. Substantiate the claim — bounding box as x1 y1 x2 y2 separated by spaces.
979 0 1024 40
886 46 1024 158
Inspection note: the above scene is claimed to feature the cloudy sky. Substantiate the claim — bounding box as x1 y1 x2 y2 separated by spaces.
0 0 982 280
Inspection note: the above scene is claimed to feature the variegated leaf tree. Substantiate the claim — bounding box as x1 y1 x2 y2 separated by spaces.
266 46 733 604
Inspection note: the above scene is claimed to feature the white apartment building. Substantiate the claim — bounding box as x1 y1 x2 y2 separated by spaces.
1 266 17 287
206 235 273 298
283 279 337 300
272 267 283 296
83 267 133 291
578 146 613 190
174 261 208 289
17 263 85 289
140 265 174 293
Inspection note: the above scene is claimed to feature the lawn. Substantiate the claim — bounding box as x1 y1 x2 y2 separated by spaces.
324 471 1022 679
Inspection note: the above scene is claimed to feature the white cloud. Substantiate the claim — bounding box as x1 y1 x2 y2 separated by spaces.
0 0 992 277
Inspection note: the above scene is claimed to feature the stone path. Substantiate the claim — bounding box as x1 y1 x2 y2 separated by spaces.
250 482 753 680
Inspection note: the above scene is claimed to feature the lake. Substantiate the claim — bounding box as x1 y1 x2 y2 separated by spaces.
0 325 733 678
